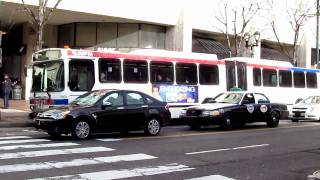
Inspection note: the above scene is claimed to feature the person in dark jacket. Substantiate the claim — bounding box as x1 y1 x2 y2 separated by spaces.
2 74 12 109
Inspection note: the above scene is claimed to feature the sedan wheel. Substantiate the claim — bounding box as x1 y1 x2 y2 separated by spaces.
72 121 91 139
145 118 161 136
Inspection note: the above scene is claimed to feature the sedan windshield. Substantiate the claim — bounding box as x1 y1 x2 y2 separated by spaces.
302 96 320 104
213 93 243 104
71 90 110 106
32 61 64 92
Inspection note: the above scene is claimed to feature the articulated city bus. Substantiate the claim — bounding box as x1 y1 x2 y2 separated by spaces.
29 48 320 118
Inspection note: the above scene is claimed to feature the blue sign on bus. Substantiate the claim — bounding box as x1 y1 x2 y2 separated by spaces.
152 84 198 103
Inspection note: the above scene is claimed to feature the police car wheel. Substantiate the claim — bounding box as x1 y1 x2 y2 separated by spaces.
267 111 280 127
291 119 299 122
220 115 234 130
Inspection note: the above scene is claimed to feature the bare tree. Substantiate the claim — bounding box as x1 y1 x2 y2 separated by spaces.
21 0 62 51
212 0 261 57
267 0 313 65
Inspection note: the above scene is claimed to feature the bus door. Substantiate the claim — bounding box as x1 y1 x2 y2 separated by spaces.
225 61 247 91
68 59 95 92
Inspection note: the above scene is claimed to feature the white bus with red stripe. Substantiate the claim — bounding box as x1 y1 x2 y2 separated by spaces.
29 48 319 118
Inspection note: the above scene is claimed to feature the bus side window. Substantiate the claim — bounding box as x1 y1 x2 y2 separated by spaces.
293 71 305 88
279 70 292 87
99 58 121 83
199 64 219 85
253 68 261 86
124 59 148 83
306 72 317 88
150 61 174 84
69 59 95 91
263 69 277 87
176 63 197 84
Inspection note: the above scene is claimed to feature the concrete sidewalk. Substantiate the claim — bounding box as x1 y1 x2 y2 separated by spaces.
0 99 33 128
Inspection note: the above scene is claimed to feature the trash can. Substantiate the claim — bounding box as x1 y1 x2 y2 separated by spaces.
12 85 22 100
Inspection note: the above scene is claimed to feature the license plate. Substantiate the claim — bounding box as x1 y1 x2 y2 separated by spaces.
294 113 300 117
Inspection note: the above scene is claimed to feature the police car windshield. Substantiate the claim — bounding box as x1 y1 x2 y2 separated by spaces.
213 93 243 104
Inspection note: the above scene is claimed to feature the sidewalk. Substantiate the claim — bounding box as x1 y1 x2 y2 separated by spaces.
0 99 33 128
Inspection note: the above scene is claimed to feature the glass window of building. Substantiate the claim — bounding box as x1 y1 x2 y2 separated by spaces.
306 72 317 88
176 63 197 84
150 61 173 84
140 24 165 49
75 23 97 47
293 71 305 88
124 60 148 83
279 70 292 87
263 69 277 87
97 23 117 47
199 64 219 85
253 68 261 86
58 24 74 47
117 24 139 48
99 58 121 83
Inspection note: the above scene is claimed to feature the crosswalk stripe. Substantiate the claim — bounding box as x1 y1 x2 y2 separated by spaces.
0 142 79 151
186 175 235 180
30 163 194 180
0 153 156 173
0 147 114 159
0 139 50 145
0 136 31 140
96 138 123 142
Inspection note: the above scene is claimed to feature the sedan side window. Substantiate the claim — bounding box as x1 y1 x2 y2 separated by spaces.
126 93 145 105
103 93 124 106
242 93 255 104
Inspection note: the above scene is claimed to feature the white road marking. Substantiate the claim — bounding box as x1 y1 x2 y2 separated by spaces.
0 142 79 151
30 163 194 180
96 138 123 142
23 130 41 133
0 139 50 145
186 144 270 155
186 175 235 180
0 147 114 159
0 153 156 173
0 136 31 140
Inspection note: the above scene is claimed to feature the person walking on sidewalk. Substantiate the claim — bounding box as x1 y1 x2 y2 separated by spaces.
2 74 12 109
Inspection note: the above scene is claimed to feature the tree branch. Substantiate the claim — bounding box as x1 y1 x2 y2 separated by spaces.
44 0 62 24
21 0 38 24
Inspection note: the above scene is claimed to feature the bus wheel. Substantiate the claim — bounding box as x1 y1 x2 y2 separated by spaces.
267 111 280 127
72 120 91 139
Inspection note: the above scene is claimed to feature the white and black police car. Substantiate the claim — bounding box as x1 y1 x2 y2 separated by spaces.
180 92 288 130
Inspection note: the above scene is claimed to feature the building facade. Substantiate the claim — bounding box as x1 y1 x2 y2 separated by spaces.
0 0 317 100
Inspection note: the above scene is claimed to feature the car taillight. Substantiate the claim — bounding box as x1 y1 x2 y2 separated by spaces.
165 104 169 111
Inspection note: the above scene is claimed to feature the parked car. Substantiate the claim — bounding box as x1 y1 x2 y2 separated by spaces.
180 92 288 130
34 89 171 139
289 96 320 122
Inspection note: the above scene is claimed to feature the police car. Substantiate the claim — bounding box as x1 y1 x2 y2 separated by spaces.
180 92 288 130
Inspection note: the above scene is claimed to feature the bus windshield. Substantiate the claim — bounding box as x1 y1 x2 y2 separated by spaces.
32 61 64 92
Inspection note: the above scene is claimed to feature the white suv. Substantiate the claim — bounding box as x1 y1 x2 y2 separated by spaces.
289 96 320 122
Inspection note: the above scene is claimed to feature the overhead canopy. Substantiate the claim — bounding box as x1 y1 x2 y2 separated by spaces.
192 38 233 59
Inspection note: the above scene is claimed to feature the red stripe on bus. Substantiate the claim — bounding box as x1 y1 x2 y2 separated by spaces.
247 63 289 70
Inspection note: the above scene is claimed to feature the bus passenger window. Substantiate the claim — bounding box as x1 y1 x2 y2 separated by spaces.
199 64 219 85
306 72 317 88
69 59 94 91
176 63 197 84
279 70 292 87
124 60 148 83
293 71 305 88
150 61 173 84
99 58 121 83
253 68 261 86
263 69 277 87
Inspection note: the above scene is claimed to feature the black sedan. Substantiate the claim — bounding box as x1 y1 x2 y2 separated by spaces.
34 89 171 139
180 92 288 130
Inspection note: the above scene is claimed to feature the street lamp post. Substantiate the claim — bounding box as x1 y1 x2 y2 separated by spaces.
244 31 261 58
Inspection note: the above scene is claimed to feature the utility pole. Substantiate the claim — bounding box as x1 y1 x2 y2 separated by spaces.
317 0 319 68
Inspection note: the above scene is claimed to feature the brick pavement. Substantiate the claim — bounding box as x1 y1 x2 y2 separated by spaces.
0 99 32 127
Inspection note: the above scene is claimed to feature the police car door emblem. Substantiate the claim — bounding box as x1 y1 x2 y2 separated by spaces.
246 105 254 113
260 105 268 113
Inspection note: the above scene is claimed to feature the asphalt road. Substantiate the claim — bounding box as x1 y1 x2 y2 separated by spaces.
0 120 319 180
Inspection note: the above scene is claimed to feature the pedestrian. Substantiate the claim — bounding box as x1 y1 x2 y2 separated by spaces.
2 74 12 109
